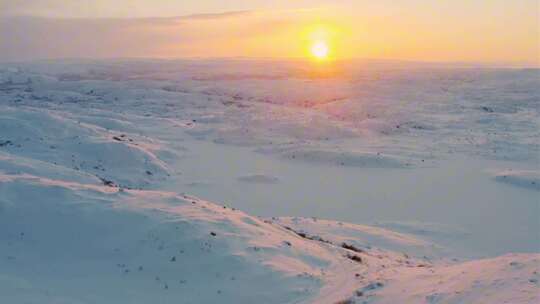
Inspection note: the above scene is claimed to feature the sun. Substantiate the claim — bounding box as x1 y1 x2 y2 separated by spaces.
311 41 329 60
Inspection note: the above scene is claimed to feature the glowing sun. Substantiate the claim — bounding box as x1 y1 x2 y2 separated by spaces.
311 41 329 60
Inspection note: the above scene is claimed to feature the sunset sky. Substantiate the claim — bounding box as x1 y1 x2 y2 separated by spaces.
0 0 538 65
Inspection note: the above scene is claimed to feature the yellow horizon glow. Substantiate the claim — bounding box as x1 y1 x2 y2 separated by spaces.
167 8 536 65
6 6 536 66
157 8 539 66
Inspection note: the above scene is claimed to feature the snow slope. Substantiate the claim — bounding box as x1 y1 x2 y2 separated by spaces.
0 174 325 303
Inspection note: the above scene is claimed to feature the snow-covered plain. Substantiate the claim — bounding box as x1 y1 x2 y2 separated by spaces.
0 59 538 303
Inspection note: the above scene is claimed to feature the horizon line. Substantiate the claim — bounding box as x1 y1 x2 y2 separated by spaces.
1 56 537 68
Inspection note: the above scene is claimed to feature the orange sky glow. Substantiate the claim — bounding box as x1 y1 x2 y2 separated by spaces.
0 2 538 65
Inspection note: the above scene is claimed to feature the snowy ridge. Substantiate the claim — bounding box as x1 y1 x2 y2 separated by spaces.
0 107 170 189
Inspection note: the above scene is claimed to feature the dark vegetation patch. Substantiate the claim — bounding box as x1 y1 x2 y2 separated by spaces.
341 242 364 253
0 140 13 147
98 176 117 187
346 254 363 263
283 226 332 244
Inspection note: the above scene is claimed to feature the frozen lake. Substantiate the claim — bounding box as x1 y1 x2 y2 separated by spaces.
162 139 539 258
